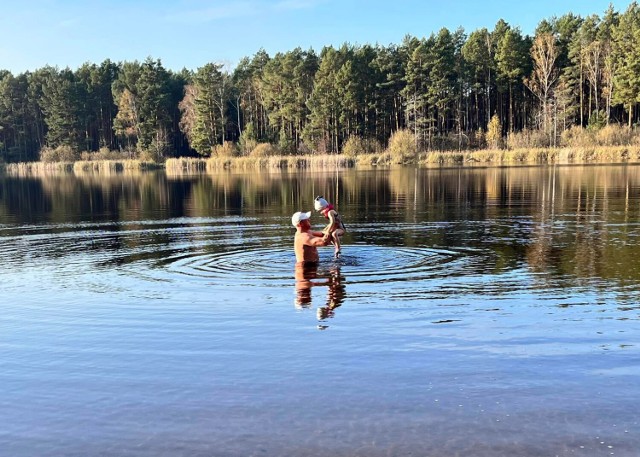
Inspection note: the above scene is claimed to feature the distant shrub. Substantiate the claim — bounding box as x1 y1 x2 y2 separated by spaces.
342 136 382 157
250 143 279 157
79 147 126 161
469 129 487 149
297 141 313 155
239 122 258 156
277 135 296 154
560 125 592 147
137 149 157 162
560 124 639 148
212 141 238 158
386 129 417 163
342 136 363 157
587 110 607 131
39 145 79 163
486 115 503 149
507 128 551 149
366 138 384 154
595 124 634 146
430 133 470 151
95 147 121 160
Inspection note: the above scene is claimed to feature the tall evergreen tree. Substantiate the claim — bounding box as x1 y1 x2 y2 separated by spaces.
305 46 349 153
462 28 493 130
495 27 530 132
0 72 41 161
179 62 227 156
113 58 174 158
612 1 640 127
371 44 406 142
39 66 85 151
233 50 270 142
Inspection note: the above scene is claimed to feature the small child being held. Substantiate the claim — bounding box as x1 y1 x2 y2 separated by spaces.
314 196 346 258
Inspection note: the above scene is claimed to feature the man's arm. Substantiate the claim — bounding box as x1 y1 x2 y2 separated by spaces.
303 232 331 246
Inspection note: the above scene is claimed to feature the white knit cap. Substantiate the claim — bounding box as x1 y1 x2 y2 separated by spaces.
314 196 328 211
291 211 311 227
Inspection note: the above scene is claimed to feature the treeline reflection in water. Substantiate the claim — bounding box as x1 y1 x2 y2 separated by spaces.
1 165 640 287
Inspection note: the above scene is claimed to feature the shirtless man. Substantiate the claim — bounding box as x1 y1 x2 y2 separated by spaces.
292 211 330 264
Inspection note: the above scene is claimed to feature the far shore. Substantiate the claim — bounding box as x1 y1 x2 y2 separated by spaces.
3 145 640 176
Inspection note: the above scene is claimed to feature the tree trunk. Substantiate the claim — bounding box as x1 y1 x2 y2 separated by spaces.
509 83 514 133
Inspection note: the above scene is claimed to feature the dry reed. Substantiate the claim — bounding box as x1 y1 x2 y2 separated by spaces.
4 160 159 176
204 154 356 171
5 161 75 176
6 145 640 177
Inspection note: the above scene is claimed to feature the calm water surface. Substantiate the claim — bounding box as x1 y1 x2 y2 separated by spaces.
1 165 639 456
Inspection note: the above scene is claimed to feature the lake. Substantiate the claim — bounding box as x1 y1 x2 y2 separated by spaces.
1 165 639 456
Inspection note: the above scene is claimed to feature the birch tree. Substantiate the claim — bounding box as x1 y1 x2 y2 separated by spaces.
526 33 559 136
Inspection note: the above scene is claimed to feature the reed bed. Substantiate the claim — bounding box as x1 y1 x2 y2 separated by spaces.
419 146 640 166
5 161 75 176
3 160 160 176
165 157 208 173
211 154 356 170
5 146 640 177
73 160 160 174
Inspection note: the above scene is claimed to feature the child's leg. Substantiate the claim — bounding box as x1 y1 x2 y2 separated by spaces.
331 231 341 256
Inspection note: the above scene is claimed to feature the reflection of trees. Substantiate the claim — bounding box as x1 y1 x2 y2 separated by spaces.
525 166 640 286
3 166 640 287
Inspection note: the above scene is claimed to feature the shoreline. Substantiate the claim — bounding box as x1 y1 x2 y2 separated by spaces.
2 145 640 175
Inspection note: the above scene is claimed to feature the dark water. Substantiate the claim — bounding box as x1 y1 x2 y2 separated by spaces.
1 165 639 457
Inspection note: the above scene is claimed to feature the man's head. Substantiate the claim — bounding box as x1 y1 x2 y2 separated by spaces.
291 211 311 228
314 196 329 212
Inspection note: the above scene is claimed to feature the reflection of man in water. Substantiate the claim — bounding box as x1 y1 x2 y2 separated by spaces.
295 263 346 319
295 262 318 308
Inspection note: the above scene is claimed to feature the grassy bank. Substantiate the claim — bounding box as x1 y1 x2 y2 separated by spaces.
165 154 357 173
166 145 640 172
3 145 640 176
4 159 162 176
419 145 640 166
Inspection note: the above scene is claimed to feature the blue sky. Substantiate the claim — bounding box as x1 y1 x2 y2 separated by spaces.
1 0 632 74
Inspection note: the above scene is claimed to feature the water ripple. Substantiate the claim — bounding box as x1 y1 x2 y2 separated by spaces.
163 245 482 287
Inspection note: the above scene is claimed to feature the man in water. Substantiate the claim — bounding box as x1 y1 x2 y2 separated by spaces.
292 211 346 321
291 211 330 265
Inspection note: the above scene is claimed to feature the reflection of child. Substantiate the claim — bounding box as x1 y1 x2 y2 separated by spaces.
314 196 346 258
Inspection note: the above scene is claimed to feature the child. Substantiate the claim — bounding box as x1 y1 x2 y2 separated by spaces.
314 196 346 258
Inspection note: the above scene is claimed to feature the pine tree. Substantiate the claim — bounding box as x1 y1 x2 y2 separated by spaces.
612 2 640 126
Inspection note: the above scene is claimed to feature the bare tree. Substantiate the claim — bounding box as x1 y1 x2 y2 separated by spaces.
178 84 197 143
602 43 615 123
584 40 603 119
525 33 559 138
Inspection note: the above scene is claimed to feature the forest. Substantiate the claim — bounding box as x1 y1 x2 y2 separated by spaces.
1 3 639 164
